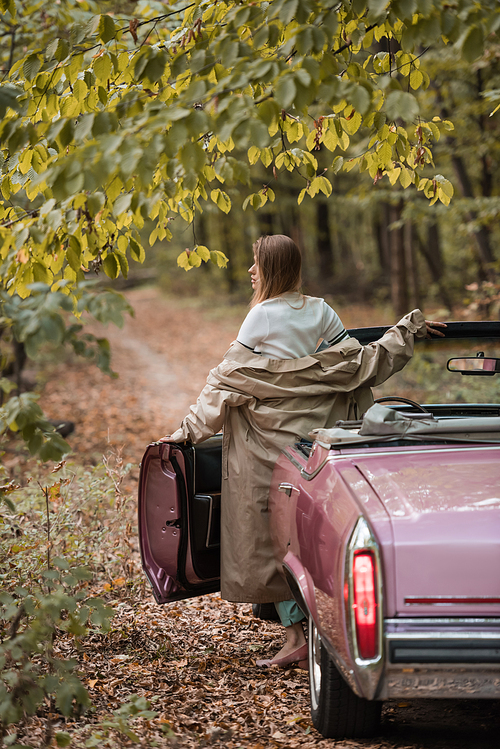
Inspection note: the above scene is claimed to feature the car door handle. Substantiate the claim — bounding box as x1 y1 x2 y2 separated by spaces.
278 482 299 497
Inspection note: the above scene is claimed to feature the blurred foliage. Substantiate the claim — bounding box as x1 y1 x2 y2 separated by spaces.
2 280 131 371
0 281 133 461
375 340 500 403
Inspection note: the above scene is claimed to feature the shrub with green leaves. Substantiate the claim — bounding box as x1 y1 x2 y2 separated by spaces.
0 458 135 593
0 455 136 745
0 564 113 744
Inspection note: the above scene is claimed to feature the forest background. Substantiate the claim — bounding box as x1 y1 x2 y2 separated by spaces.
1 0 500 747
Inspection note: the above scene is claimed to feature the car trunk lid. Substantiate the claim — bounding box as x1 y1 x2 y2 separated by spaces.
351 444 500 617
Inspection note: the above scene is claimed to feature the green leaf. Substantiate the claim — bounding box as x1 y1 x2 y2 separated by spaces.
129 237 146 263
275 75 296 110
113 194 132 216
99 15 116 44
385 91 419 122
210 250 228 269
102 254 119 279
180 141 206 172
0 84 20 118
94 54 112 82
350 85 371 114
143 51 168 83
54 38 70 62
55 731 71 747
23 54 42 82
460 25 484 64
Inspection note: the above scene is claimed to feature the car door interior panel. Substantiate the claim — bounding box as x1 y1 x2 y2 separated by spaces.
138 434 222 603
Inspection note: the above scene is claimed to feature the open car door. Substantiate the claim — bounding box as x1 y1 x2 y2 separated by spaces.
138 435 222 603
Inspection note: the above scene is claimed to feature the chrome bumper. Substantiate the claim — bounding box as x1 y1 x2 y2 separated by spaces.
375 618 500 699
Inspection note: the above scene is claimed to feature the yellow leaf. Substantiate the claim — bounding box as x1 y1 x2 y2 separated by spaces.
19 149 33 174
94 53 112 82
409 68 423 90
317 176 332 197
248 146 260 165
387 167 401 186
196 245 210 262
260 148 273 167
306 130 317 151
400 166 412 188
343 111 362 135
177 250 192 271
322 129 337 151
73 79 88 102
210 250 228 268
377 141 392 166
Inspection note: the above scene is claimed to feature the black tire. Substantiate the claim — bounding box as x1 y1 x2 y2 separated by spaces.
252 602 281 621
308 617 381 739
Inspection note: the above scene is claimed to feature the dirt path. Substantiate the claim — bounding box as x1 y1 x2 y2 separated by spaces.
38 287 245 468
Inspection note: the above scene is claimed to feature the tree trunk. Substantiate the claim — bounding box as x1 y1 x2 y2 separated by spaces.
258 211 274 236
389 202 408 316
374 202 391 277
404 220 420 310
316 202 333 291
436 74 495 278
450 154 494 274
415 223 454 312
221 219 236 294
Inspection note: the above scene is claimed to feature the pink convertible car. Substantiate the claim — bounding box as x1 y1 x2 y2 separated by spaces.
139 322 500 739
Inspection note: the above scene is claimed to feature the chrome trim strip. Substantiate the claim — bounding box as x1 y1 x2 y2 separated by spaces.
386 631 500 641
300 456 331 480
344 517 384 699
405 596 500 606
300 445 500 480
386 617 500 626
281 447 305 473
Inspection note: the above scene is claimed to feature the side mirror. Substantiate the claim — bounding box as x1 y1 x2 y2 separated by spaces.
447 356 500 376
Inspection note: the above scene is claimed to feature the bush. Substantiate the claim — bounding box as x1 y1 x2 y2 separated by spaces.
0 453 137 746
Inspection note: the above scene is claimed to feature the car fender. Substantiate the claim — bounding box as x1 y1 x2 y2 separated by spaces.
282 550 365 697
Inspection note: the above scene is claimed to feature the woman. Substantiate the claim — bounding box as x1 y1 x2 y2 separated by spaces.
161 235 445 669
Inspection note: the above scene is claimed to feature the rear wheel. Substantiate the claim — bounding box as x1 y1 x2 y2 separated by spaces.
308 617 381 739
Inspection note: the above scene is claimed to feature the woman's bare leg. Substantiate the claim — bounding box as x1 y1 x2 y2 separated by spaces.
271 621 306 660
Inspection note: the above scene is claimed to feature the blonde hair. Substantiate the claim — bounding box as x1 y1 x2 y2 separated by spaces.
251 234 302 307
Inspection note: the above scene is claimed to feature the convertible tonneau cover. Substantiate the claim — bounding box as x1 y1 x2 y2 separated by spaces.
310 403 500 445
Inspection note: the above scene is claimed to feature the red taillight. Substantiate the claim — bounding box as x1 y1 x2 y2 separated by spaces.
352 551 378 659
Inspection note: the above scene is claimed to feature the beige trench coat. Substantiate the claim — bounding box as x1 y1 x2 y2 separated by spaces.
170 309 427 603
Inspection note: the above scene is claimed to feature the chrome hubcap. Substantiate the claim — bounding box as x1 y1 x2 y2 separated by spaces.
308 617 322 711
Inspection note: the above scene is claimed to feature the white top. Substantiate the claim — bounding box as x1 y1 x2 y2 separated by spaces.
237 293 349 360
